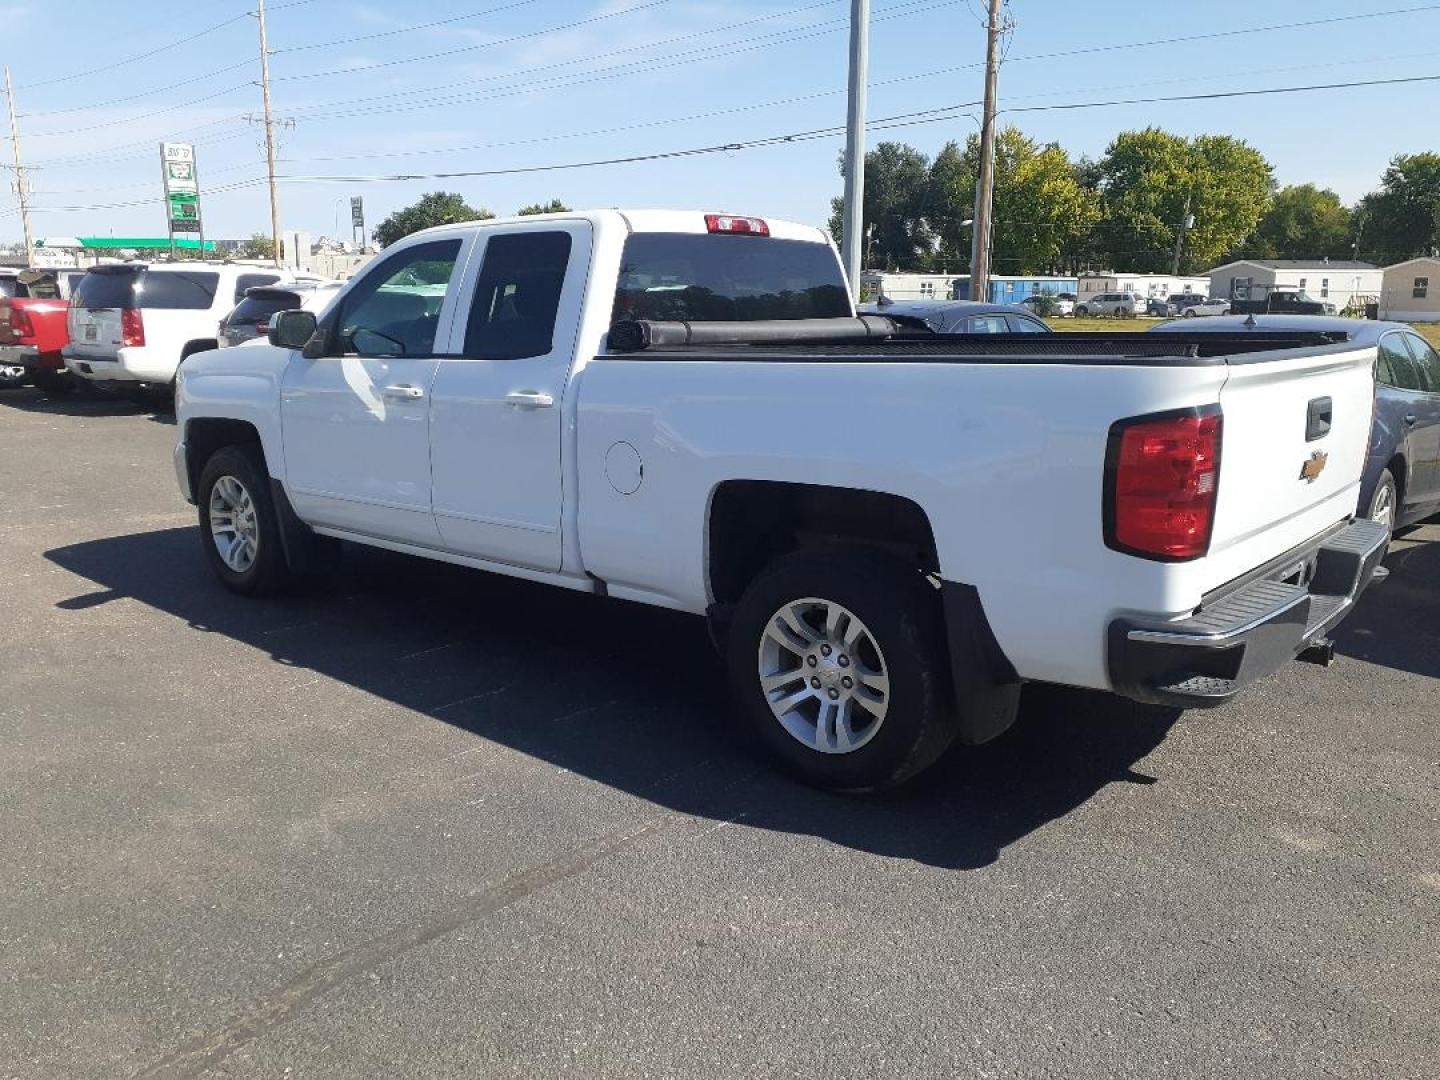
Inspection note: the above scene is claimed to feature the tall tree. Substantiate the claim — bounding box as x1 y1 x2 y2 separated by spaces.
238 232 275 260
373 192 492 248
1355 152 1440 262
1241 184 1352 260
925 129 1098 274
1095 129 1273 272
517 199 570 215
828 142 935 271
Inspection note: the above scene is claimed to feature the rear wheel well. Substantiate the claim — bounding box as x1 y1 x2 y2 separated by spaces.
707 481 939 606
186 418 263 497
181 339 219 360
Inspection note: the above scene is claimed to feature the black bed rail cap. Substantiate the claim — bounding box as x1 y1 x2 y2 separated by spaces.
608 315 901 352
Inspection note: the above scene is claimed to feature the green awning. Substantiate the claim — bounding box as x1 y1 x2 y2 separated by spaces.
72 237 217 251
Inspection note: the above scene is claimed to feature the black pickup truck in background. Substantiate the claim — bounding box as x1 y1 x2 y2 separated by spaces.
1228 288 1334 316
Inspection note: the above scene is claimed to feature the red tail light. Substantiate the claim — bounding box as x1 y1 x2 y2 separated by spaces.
121 308 145 348
11 306 34 337
1105 408 1222 561
705 213 769 236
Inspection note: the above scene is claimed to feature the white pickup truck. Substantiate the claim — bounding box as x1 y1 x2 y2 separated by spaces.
173 209 1387 790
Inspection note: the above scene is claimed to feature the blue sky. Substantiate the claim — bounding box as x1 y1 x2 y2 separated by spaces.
4 0 1438 244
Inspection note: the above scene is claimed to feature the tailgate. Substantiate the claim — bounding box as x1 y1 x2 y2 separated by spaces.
67 305 122 358
1206 342 1374 576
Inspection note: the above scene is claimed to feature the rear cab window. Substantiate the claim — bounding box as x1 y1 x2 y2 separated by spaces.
228 289 303 327
73 267 220 310
612 233 849 323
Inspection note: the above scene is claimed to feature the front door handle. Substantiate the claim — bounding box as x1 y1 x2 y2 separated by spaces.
382 383 425 400
1404 413 1417 427
506 390 554 409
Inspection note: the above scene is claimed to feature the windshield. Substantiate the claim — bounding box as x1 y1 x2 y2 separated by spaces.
612 233 850 323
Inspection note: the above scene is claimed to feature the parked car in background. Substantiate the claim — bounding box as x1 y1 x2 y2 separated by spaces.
1018 293 1074 317
1179 297 1231 318
1145 297 1171 316
219 280 341 348
1074 292 1143 317
1228 289 1332 316
64 263 311 396
860 298 1051 334
1151 315 1440 536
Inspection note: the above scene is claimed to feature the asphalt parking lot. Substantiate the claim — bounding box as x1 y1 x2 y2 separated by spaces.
2 388 1437 1079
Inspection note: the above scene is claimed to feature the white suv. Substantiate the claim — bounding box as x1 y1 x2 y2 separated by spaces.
65 263 322 388
1074 292 1142 317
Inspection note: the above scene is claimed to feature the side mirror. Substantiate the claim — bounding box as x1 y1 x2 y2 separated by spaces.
268 309 318 351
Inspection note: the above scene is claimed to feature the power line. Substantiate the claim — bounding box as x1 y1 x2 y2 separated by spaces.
13 10 251 90
278 1 951 123
272 0 544 53
273 0 680 82
1002 72 1440 116
263 104 982 185
279 0 854 118
19 84 253 138
19 61 255 118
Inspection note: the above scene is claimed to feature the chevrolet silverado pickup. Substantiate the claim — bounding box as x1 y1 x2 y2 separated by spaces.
172 209 1387 790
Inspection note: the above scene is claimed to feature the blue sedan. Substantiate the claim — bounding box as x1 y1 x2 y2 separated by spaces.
1151 315 1440 534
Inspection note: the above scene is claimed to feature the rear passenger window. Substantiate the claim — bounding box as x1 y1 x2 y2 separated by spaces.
1402 333 1440 393
464 231 571 360
968 315 1010 334
137 271 220 310
1010 315 1048 333
234 273 281 303
1378 334 1421 391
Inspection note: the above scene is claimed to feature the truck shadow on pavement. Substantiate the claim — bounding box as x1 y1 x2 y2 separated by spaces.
1333 530 1440 679
46 526 1187 870
0 385 175 424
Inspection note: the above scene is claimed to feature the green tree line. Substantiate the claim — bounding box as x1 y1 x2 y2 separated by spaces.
372 194 572 248
831 126 1440 274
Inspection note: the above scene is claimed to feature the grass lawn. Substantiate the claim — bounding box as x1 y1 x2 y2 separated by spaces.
1411 323 1440 349
1046 316 1440 348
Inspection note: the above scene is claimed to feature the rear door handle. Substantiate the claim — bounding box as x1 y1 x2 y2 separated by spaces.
506 390 554 409
382 383 425 400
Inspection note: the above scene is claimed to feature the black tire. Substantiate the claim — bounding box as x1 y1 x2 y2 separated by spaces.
726 548 959 792
1366 468 1398 535
1075 305 1089 317
1182 309 1196 318
196 444 292 596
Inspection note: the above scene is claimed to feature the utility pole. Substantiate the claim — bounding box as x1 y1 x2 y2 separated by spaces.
256 0 282 269
969 0 1003 301
1170 189 1193 276
840 0 869 300
4 66 34 267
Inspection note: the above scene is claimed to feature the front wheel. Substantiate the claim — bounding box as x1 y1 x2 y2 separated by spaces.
1075 306 1089 317
197 444 292 595
727 549 960 792
1183 309 1196 318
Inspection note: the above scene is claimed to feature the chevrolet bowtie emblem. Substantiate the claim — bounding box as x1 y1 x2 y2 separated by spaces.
1299 450 1329 483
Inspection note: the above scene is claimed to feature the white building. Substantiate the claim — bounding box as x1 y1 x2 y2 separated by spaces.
1078 273 1210 302
859 270 959 302
1378 257 1440 323
1205 259 1382 314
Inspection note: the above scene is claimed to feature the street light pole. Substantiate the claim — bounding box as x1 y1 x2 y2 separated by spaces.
841 0 870 300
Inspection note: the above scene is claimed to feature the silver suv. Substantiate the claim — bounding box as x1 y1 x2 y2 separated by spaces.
1075 292 1142 317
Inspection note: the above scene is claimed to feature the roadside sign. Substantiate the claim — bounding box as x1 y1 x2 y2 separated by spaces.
350 196 364 228
160 142 203 247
